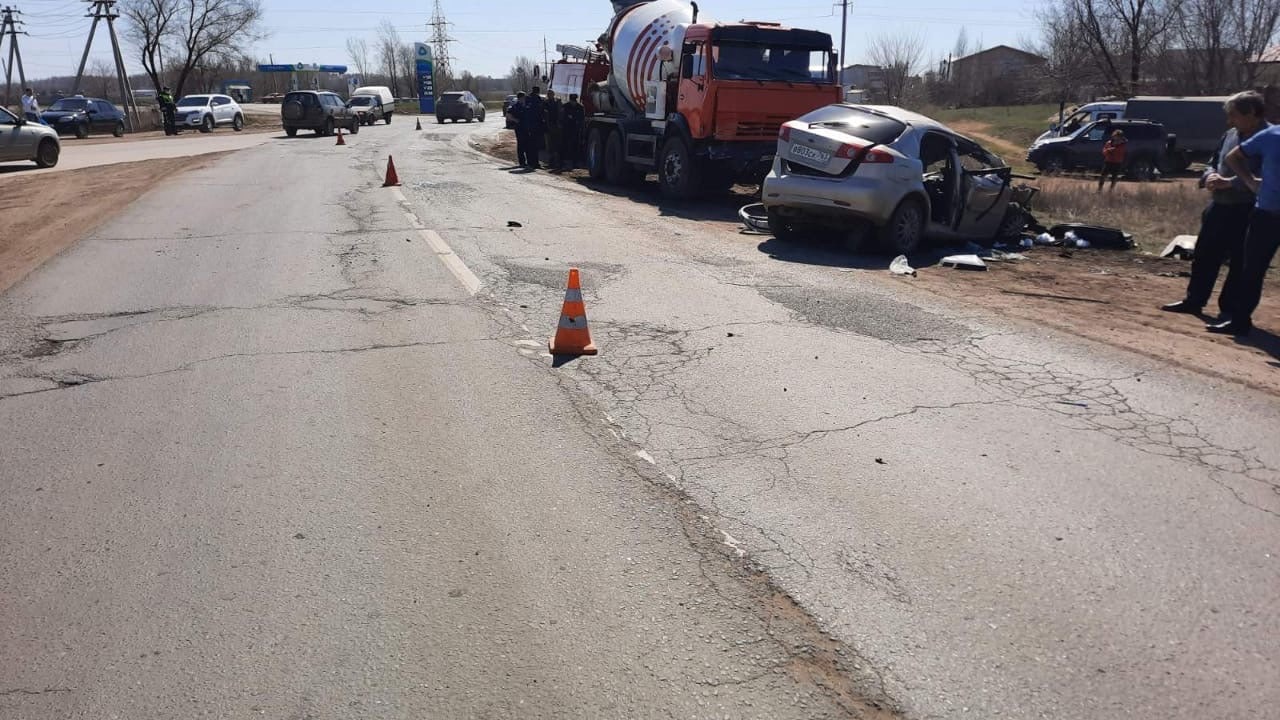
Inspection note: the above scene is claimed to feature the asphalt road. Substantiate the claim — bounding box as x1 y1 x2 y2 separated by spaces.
16 128 277 175
2 118 1277 719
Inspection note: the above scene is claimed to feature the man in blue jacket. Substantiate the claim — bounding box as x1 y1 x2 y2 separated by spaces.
1223 96 1280 336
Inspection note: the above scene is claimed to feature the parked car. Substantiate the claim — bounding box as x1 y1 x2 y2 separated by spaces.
502 94 519 128
0 106 60 167
347 94 389 125
1027 118 1171 179
349 86 395 124
260 93 285 104
763 104 1030 254
436 91 486 123
39 96 125 139
280 91 359 137
173 94 245 132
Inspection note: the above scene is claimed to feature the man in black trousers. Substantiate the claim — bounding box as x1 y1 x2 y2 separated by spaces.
507 92 528 167
560 93 586 171
1222 95 1280 336
521 87 546 169
1162 91 1268 319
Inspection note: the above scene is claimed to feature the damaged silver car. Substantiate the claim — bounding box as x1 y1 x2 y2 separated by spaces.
762 104 1033 253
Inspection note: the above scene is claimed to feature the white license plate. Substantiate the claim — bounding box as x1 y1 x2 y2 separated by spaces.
790 143 831 165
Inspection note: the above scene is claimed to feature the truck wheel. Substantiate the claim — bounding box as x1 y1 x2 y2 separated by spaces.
659 136 701 200
35 138 59 168
605 130 637 185
878 197 926 255
586 128 607 180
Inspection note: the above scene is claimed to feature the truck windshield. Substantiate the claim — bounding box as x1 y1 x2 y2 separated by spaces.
712 42 833 83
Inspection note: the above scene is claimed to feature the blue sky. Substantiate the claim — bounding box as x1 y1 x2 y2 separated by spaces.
14 0 1042 82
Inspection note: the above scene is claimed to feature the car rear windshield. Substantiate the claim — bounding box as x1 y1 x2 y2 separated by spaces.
441 93 466 101
799 105 907 144
49 98 89 111
177 96 209 107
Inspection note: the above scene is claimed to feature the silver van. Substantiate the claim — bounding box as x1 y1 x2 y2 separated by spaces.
0 106 60 168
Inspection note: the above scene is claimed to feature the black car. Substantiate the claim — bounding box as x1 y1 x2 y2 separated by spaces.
280 91 359 137
1028 119 1173 180
40 96 126 139
436 91 486 124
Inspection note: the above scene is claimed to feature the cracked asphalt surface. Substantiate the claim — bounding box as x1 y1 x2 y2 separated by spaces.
2 119 1277 719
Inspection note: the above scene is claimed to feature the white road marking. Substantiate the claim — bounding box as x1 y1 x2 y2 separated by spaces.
390 187 483 295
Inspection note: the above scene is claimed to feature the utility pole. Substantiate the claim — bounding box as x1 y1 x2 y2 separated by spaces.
543 36 549 82
838 0 849 95
1 5 27 108
428 0 453 92
73 0 138 132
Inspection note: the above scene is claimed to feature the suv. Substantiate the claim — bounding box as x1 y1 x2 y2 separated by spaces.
1028 119 1172 180
174 94 245 133
280 91 359 137
0 106 60 167
40 96 126 138
436 91 486 123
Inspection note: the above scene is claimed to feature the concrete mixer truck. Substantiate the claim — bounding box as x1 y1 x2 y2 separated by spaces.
549 0 840 199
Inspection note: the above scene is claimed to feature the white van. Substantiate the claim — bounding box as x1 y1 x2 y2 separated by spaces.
349 86 395 125
1032 101 1126 146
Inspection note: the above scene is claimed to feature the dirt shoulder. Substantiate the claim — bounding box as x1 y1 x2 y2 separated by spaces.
473 131 1280 395
0 153 230 293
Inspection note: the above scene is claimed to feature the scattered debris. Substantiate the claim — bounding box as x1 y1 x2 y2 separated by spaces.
507 221 523 228
1049 223 1133 250
1157 271 1193 278
889 255 917 276
292 532 305 540
874 458 886 465
738 203 773 234
941 254 988 270
987 250 1028 262
1161 234 1198 260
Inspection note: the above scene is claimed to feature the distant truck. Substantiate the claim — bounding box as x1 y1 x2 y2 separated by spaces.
1031 96 1229 171
551 0 841 199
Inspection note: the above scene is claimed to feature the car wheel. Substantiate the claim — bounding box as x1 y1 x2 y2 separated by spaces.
605 130 638 185
658 136 701 199
232 114 244 131
385 113 392 125
766 209 804 242
285 127 297 137
113 121 125 137
466 110 474 123
1129 157 1155 181
349 118 359 134
878 197 926 255
995 202 1029 240
1040 152 1066 175
199 114 214 133
34 138 59 168
74 123 89 139
478 109 485 122
586 128 607 180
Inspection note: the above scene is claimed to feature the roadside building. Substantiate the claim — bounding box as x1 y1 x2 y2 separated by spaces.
947 45 1046 106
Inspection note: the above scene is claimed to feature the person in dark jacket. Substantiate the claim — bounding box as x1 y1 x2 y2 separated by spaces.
158 87 178 136
560 93 586 171
1098 129 1127 191
1163 91 1268 319
522 87 546 169
507 91 528 167
544 89 563 170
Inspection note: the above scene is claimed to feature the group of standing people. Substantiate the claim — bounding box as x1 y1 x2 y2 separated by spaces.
505 86 586 172
1163 90 1278 337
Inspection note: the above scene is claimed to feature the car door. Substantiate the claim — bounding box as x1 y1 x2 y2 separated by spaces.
93 100 116 131
1072 122 1110 170
0 108 29 161
953 138 1012 238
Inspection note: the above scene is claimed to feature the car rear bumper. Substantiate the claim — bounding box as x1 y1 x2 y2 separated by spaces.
761 161 902 227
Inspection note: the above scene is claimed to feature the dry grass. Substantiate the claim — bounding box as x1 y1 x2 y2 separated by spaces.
1030 177 1203 250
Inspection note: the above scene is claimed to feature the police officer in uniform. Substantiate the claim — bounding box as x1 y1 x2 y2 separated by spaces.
560 93 585 171
158 86 178 136
523 86 546 170
508 91 528 167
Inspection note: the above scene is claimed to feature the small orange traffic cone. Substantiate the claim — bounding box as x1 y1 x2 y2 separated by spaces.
383 155 401 187
549 268 597 356
335 127 345 145
415 116 422 131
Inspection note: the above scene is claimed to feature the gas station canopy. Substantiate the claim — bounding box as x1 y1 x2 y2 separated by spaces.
258 63 348 73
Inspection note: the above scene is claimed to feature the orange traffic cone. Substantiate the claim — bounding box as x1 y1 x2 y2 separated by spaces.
383 155 401 187
335 127 345 145
549 268 597 356
415 116 422 131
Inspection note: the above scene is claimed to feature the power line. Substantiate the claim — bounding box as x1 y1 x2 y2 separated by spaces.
72 0 138 131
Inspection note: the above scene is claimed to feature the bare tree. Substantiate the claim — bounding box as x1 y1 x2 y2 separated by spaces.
121 0 265 97
377 20 402 97
867 33 925 105
88 58 116 99
1066 0 1180 96
399 41 417 97
1030 3 1107 102
508 56 540 92
952 27 969 64
346 36 371 78
1175 0 1280 90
